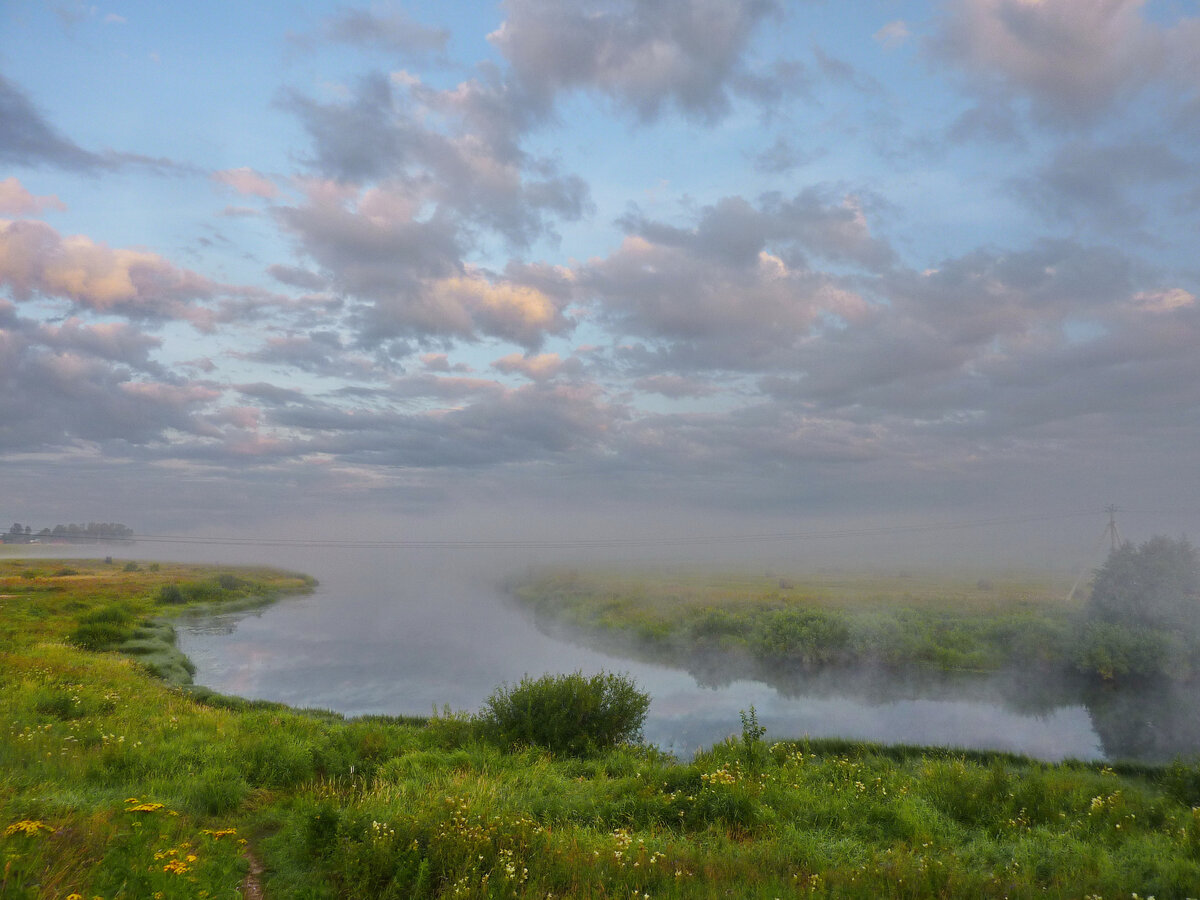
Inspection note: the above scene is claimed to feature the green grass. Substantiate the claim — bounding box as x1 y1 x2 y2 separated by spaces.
2 559 1199 898
508 567 1120 676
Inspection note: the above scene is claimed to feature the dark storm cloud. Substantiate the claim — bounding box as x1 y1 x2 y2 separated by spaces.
489 0 781 121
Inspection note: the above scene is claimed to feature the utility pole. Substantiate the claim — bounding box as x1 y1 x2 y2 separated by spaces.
1104 504 1123 551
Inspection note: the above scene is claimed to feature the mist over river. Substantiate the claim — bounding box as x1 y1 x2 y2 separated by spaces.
16 542 1198 762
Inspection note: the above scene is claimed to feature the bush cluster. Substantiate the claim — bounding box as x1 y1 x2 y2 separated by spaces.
477 671 649 757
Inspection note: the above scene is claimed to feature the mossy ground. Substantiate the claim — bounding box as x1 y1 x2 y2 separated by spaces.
3 560 1199 898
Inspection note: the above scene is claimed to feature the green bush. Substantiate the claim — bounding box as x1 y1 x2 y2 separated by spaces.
156 584 185 604
750 607 851 664
1071 621 1176 681
477 671 649 756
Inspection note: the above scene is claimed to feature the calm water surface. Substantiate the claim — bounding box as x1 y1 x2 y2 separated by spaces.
21 543 1195 762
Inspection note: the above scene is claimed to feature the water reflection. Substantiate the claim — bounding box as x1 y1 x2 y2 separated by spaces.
16 543 1193 763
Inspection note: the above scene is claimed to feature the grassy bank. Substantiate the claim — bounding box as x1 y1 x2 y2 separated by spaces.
3 560 1200 898
509 568 1122 676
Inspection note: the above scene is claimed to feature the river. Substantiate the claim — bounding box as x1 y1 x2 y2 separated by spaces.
14 542 1198 762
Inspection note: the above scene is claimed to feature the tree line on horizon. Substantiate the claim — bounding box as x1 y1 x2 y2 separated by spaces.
3 521 134 544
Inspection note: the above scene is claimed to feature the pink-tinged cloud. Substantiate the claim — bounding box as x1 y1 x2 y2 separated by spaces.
492 352 564 381
1131 288 1196 313
213 167 279 199
119 381 221 406
933 0 1189 122
420 352 471 373
218 406 262 429
0 219 216 325
0 178 67 216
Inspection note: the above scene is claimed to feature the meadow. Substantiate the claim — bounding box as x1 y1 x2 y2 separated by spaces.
3 559 1200 898
508 568 1168 679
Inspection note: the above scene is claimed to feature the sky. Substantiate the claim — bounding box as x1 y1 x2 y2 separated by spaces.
2 0 1199 560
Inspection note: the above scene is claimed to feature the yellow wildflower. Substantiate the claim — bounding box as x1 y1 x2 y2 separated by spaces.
126 802 165 813
162 859 190 875
4 820 51 837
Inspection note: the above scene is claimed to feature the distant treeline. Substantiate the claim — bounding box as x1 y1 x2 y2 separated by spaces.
3 522 134 544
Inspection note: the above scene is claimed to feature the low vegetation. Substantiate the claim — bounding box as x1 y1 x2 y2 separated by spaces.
3 559 1200 898
512 544 1200 684
478 670 650 756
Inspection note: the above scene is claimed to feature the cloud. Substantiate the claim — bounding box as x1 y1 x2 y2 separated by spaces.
874 20 910 49
276 181 575 349
489 0 780 121
932 0 1198 125
0 74 107 171
320 7 450 55
0 302 218 452
256 381 619 469
0 177 67 216
268 263 328 290
240 330 380 378
0 219 216 325
752 136 820 174
213 167 278 199
584 240 868 373
632 374 717 398
283 72 590 247
0 74 193 175
1015 140 1190 232
752 239 1200 448
493 351 573 381
1132 288 1195 314
572 188 900 372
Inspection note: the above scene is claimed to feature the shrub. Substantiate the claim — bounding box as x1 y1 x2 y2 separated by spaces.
477 671 649 756
750 607 851 664
1071 621 1176 681
1088 536 1200 632
156 584 185 604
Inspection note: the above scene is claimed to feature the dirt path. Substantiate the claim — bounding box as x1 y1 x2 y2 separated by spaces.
241 849 265 899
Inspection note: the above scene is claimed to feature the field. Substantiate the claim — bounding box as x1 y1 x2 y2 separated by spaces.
3 559 1200 898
